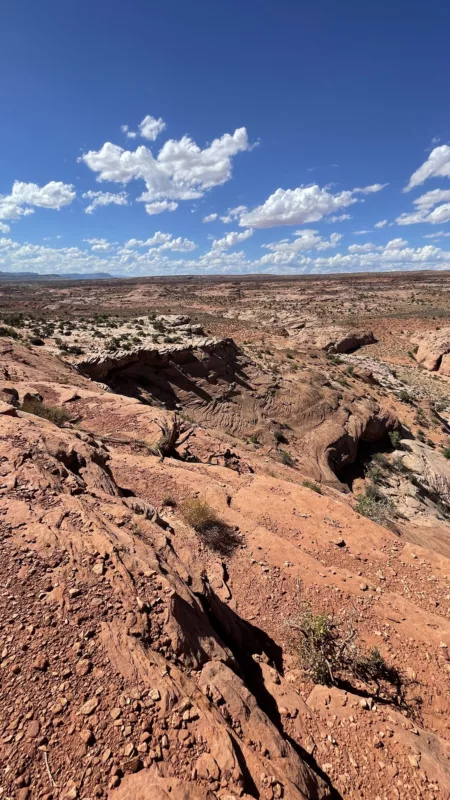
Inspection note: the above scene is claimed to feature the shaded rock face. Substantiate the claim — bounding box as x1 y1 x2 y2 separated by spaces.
77 338 239 390
78 337 397 487
292 326 377 353
413 327 450 371
0 407 329 800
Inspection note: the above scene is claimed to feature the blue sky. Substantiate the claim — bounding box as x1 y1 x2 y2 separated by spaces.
2 0 450 276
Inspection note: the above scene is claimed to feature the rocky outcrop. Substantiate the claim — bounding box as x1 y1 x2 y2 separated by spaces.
339 354 414 398
77 338 239 384
292 325 376 353
413 327 450 371
0 404 329 800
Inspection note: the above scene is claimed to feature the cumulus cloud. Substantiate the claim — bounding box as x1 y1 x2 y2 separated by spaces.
396 188 450 226
405 145 450 191
123 232 196 253
202 213 218 223
3 232 450 278
144 200 178 215
374 220 388 228
84 238 113 252
125 232 173 248
353 183 389 194
0 223 10 233
158 236 197 252
220 205 248 223
239 185 358 228
139 115 166 141
82 190 129 214
0 181 76 221
260 230 342 264
80 127 251 207
211 229 254 250
121 124 137 139
413 188 450 209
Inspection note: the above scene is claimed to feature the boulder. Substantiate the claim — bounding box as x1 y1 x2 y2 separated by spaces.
414 327 450 371
293 325 376 353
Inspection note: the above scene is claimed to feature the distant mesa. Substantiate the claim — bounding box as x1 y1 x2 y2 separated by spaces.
0 270 114 281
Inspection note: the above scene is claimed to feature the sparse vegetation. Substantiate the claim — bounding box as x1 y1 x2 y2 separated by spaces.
20 398 72 427
278 449 294 467
302 479 322 494
355 485 395 528
389 430 401 448
289 606 403 700
0 325 19 339
274 429 288 444
180 498 240 555
399 389 413 404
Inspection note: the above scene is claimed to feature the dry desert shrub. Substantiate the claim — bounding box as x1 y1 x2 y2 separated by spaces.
180 498 240 555
21 398 72 428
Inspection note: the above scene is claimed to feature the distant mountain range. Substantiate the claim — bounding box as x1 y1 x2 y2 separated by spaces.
0 271 114 281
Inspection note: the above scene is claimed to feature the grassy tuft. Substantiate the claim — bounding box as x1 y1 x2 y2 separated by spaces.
180 498 240 555
21 398 72 427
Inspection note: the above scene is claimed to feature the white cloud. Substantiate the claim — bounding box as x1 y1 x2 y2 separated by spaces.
4 231 450 278
159 236 197 252
374 219 388 228
353 183 388 194
144 200 178 215
211 228 254 250
405 145 450 191
202 213 218 223
82 190 129 214
81 127 251 207
423 231 450 240
125 232 173 248
396 189 450 225
0 180 75 221
239 185 358 228
353 230 373 235
0 223 10 233
123 232 196 253
326 213 352 223
413 188 450 209
84 238 113 252
121 124 137 139
348 242 377 253
261 230 342 263
139 115 166 141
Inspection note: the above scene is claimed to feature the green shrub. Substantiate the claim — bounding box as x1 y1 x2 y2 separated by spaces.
1 312 25 327
21 398 72 427
442 447 450 459
326 353 342 365
372 452 389 466
291 607 402 697
389 430 401 448
302 479 322 494
274 429 288 444
356 486 395 528
399 389 412 404
365 464 382 484
0 326 19 339
180 498 240 555
278 449 294 467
